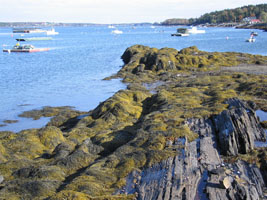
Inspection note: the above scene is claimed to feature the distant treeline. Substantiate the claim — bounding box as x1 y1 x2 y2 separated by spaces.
161 18 193 25
194 4 267 24
161 4 267 25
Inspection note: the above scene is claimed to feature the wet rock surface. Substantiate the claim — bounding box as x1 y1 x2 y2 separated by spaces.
0 45 266 199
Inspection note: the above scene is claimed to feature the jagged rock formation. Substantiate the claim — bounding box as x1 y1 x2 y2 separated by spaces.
118 99 266 199
213 99 265 156
0 45 266 199
189 99 265 156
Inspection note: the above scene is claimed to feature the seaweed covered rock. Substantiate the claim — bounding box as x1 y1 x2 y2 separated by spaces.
38 126 66 149
91 89 149 122
121 45 151 65
52 139 103 173
14 165 66 181
0 45 266 199
115 45 267 82
19 106 84 120
19 106 87 128
0 179 60 199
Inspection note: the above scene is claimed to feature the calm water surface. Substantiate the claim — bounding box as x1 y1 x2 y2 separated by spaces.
0 26 266 132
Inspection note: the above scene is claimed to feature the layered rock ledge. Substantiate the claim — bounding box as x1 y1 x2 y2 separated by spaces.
0 45 266 200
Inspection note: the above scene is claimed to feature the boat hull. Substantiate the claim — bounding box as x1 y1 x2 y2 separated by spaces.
13 29 46 33
3 48 49 53
188 27 206 34
246 38 255 42
171 33 189 37
188 30 205 34
46 32 59 35
111 30 123 34
16 37 52 41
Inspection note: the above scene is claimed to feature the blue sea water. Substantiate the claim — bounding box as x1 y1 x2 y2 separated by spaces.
0 25 266 132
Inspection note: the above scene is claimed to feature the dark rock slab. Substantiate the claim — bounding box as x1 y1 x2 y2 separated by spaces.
118 139 201 199
212 98 266 156
119 98 266 199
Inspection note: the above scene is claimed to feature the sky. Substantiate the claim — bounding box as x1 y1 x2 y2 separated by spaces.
0 0 266 24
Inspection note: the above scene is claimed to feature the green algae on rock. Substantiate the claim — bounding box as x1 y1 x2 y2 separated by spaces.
114 45 267 82
18 106 88 129
3 120 19 124
19 106 87 120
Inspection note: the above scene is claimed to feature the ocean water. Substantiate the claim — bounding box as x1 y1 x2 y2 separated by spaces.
0 25 266 132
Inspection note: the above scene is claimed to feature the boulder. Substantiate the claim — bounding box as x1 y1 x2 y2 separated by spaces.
38 126 66 149
0 175 4 184
219 176 232 189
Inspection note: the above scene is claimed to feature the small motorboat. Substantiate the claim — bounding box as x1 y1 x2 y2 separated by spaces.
3 44 49 53
46 28 59 35
171 28 189 36
16 37 52 41
246 37 256 42
12 28 46 33
250 31 258 36
111 29 123 34
246 33 256 42
188 27 205 34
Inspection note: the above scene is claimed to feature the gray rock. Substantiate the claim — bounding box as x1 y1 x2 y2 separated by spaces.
82 138 104 155
119 98 266 200
187 118 214 138
132 64 145 74
210 167 225 175
0 175 4 184
219 176 232 189
14 166 65 180
212 98 266 156
52 142 73 159
119 140 201 199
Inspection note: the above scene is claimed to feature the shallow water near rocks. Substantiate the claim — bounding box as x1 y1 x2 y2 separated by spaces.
0 26 267 132
256 110 267 121
195 170 209 200
255 110 267 148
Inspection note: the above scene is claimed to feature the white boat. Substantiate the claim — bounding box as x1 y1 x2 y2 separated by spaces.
108 25 115 29
171 28 189 37
111 29 123 34
3 44 49 53
251 32 258 36
13 28 46 34
188 27 205 34
46 28 59 35
246 37 255 42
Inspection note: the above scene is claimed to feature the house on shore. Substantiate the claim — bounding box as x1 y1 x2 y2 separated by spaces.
242 17 261 24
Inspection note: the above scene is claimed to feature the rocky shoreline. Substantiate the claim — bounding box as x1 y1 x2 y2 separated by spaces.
0 45 267 199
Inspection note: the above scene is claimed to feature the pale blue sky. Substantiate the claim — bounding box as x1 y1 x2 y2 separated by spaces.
1 0 266 23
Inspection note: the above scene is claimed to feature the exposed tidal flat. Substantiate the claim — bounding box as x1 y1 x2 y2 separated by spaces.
0 26 267 199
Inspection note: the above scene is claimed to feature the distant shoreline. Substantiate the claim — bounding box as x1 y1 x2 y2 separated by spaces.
0 22 156 28
1 22 266 31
